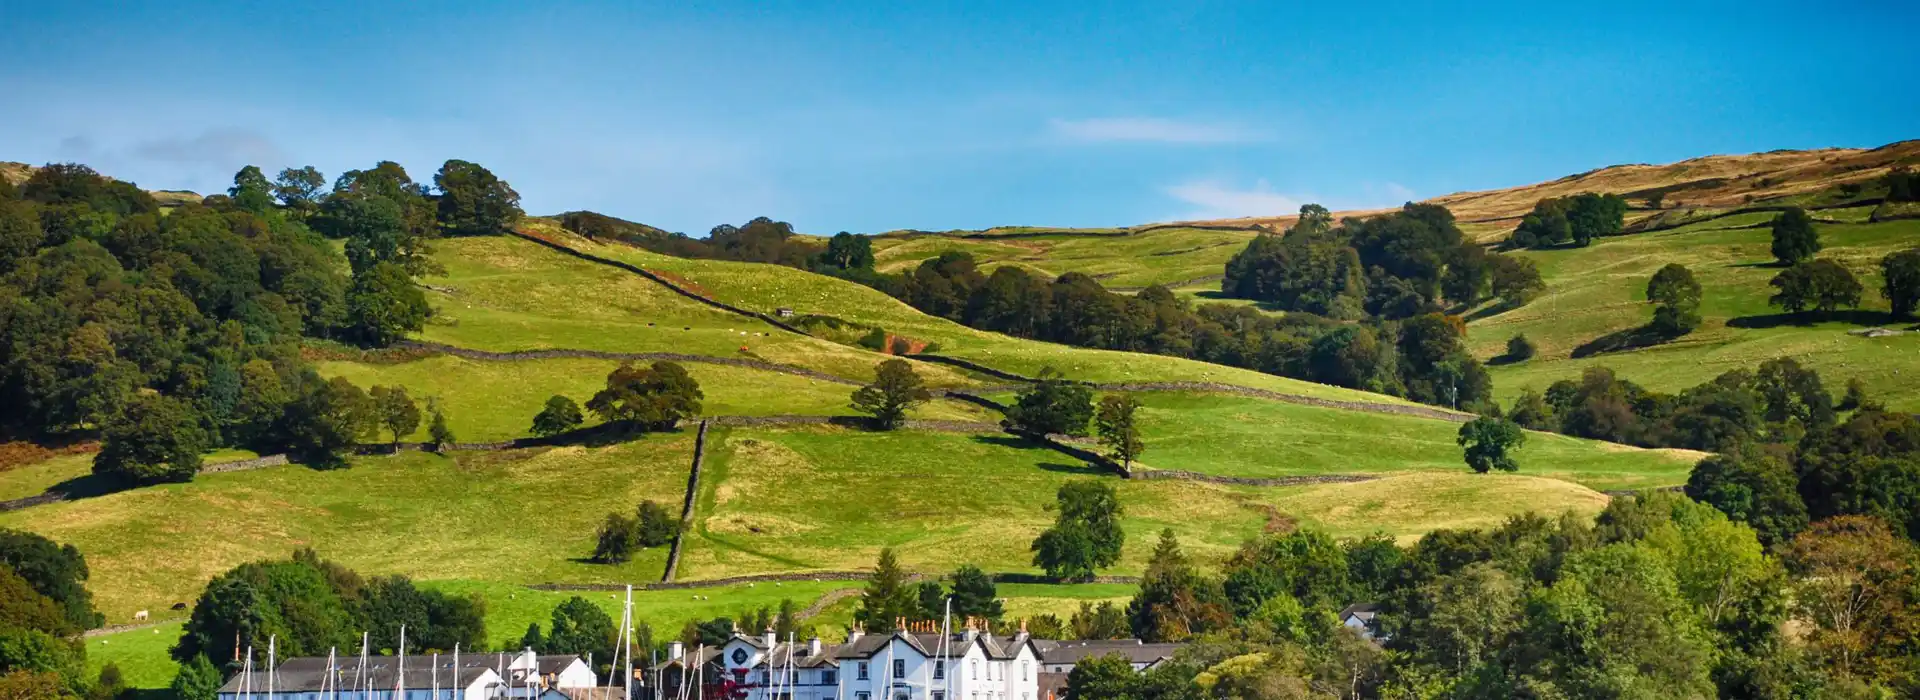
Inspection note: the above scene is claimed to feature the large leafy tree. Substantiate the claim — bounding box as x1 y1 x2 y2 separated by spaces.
1882 248 1920 319
1769 207 1822 265
820 232 874 271
1565 192 1627 246
227 166 275 214
272 166 327 214
91 393 207 484
433 160 522 236
849 359 930 430
1487 254 1545 307
1514 543 1716 697
368 385 420 449
544 596 617 663
1768 259 1862 315
0 529 102 631
586 361 704 431
1778 516 1919 685
1646 263 1703 335
947 565 1003 621
1457 416 1524 473
1031 480 1125 581
345 261 430 346
1093 394 1145 471
1685 449 1809 547
1004 370 1094 437
531 395 584 437
276 373 374 465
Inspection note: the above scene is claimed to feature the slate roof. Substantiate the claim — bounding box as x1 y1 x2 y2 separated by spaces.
1339 603 1381 622
1037 640 1184 666
833 631 1037 661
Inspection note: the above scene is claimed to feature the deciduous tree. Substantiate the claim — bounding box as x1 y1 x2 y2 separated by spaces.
531 395 584 437
1647 263 1703 335
1032 481 1125 581
1094 394 1145 471
368 385 420 449
586 362 704 431
1457 416 1524 473
1882 248 1920 319
1768 259 1862 315
1769 208 1821 265
433 160 522 236
849 359 930 430
1004 369 1094 437
91 393 207 484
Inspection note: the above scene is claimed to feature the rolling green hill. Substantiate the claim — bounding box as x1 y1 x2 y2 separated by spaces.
1472 215 1920 411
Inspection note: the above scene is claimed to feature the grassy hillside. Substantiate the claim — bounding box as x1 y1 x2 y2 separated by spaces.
869 226 1250 290
1473 215 1920 410
1131 393 1700 490
317 355 995 442
535 226 1410 403
862 141 1920 289
0 441 696 622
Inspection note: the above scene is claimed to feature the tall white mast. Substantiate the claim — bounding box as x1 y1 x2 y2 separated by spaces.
240 645 252 700
267 635 276 699
397 625 406 699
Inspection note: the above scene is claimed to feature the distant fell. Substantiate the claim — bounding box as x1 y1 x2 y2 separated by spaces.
1175 139 1920 231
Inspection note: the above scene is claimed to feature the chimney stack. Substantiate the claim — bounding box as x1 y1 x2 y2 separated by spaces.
847 625 864 644
808 636 822 656
669 641 684 661
764 627 777 649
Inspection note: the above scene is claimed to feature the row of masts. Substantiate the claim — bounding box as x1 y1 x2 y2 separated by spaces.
230 586 642 699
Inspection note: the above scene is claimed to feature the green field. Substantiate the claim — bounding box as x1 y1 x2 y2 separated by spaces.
672 424 1636 580
0 440 697 623
86 622 186 690
869 227 1254 290
548 230 1411 404
1472 216 1920 410
318 355 995 442
420 234 966 387
1132 393 1701 491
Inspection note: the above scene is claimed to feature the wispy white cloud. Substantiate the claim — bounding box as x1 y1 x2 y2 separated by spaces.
1049 117 1263 144
1164 179 1310 219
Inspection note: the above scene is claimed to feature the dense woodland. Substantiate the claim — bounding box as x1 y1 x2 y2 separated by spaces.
0 160 521 483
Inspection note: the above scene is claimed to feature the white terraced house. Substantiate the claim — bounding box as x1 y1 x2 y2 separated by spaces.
707 618 1042 700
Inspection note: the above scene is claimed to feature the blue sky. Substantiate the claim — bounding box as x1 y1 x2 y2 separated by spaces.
2 1 1914 234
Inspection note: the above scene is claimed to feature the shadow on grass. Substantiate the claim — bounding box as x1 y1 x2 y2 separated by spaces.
42 472 127 502
1727 310 1898 329
1570 325 1685 359
1485 353 1531 367
1036 461 1106 476
970 434 1042 450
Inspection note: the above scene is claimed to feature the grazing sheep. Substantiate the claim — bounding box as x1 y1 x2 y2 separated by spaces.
133 610 149 622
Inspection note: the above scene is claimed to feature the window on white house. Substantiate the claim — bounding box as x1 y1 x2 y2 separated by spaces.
933 692 945 700
1022 661 1030 680
972 660 979 679
858 662 869 680
823 669 837 684
934 660 945 679
856 693 870 700
894 659 905 679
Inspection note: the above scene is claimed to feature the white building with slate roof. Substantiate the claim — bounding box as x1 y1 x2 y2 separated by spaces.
707 618 1042 700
